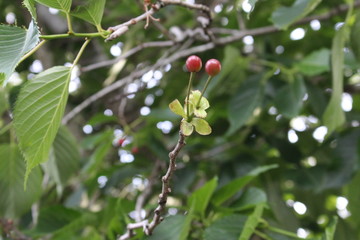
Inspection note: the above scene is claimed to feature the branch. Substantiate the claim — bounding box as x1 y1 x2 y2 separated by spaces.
145 131 186 235
106 0 211 41
118 132 186 239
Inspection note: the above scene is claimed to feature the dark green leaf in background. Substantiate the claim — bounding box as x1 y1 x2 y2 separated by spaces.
212 164 277 206
204 214 247 240
188 177 218 217
227 75 264 136
271 0 322 30
72 0 106 30
351 13 360 61
297 48 330 76
43 126 80 195
0 144 42 218
274 76 306 118
148 215 187 240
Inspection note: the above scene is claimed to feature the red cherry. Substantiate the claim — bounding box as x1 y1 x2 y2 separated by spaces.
205 59 221 76
186 55 202 72
131 147 139 154
118 138 125 147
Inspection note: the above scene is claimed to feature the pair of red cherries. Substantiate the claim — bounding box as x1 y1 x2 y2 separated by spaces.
185 55 221 76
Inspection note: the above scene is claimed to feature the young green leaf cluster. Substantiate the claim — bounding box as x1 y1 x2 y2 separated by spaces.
169 56 221 136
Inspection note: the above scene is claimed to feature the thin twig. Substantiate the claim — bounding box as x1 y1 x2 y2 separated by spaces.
145 131 186 235
106 0 211 41
118 133 185 240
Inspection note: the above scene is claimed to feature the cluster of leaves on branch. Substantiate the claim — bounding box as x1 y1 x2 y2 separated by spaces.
1 0 360 240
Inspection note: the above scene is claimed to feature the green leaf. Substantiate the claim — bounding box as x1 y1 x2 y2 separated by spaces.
0 21 40 85
212 164 278 206
169 99 186 118
345 172 360 228
23 0 37 19
270 0 322 30
0 144 42 218
325 217 338 240
72 0 106 30
0 88 8 117
323 26 348 136
189 90 209 118
190 90 209 109
179 205 194 240
238 203 265 240
181 119 194 136
14 66 71 186
191 118 212 135
204 214 247 240
350 13 360 62
231 187 267 211
82 137 113 176
148 215 187 240
35 206 81 234
297 48 331 76
0 73 4 83
35 0 72 13
274 77 306 118
227 75 263 136
43 126 80 195
188 177 218 217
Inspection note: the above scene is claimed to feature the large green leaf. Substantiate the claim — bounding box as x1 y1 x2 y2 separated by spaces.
43 126 80 195
35 0 72 12
0 144 42 218
323 26 348 136
274 77 306 118
72 0 106 30
23 0 37 19
212 164 277 206
271 0 322 30
297 48 331 76
14 66 71 186
227 75 263 136
204 214 247 240
238 203 265 240
0 21 39 85
188 177 218 217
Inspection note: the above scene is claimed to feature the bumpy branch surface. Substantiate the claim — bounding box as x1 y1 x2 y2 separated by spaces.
118 132 186 240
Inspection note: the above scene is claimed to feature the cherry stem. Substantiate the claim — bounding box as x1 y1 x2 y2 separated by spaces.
196 75 212 108
186 72 195 119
